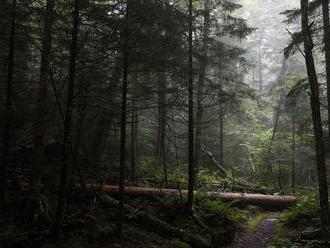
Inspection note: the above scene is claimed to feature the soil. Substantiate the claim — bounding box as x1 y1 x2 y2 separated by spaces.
226 213 279 248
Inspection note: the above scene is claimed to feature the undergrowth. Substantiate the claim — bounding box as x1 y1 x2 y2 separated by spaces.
271 192 329 247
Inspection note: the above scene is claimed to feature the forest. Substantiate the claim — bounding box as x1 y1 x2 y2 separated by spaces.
1 0 330 247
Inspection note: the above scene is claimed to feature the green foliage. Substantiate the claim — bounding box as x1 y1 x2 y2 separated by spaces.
199 199 247 224
197 169 222 187
271 193 322 247
138 157 162 180
138 158 188 187
279 193 318 226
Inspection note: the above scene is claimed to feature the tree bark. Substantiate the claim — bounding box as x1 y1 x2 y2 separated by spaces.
156 71 167 187
187 0 194 210
291 109 296 194
172 111 180 165
89 185 297 210
54 0 80 239
33 0 55 198
1 0 16 205
195 0 210 170
130 98 138 184
321 0 330 142
118 0 130 239
278 163 283 192
301 0 330 226
258 43 263 91
267 95 283 172
219 79 224 167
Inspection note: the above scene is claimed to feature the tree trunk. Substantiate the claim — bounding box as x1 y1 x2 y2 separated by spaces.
33 0 55 198
156 72 167 187
258 43 263 91
1 0 16 205
88 185 297 210
301 0 330 226
219 80 224 167
54 0 80 240
118 0 130 239
187 0 195 210
267 93 284 173
195 0 210 170
322 0 330 142
278 163 283 192
73 75 89 189
130 98 138 184
172 111 180 165
291 110 296 194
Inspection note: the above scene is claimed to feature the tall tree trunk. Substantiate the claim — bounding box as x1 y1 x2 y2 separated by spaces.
118 0 130 239
73 75 89 189
218 58 224 167
258 43 263 91
322 0 330 142
130 98 138 184
301 0 330 226
194 0 210 170
278 163 283 192
156 72 167 187
187 0 194 210
291 109 296 194
267 96 282 169
219 82 224 167
1 0 16 205
54 0 80 239
170 111 179 165
33 0 55 198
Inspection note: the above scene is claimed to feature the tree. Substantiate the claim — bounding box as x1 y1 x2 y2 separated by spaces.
156 71 168 187
194 0 211 170
291 106 296 194
321 0 330 141
118 0 130 239
1 0 16 205
187 0 194 211
54 0 81 239
32 0 55 200
301 0 329 226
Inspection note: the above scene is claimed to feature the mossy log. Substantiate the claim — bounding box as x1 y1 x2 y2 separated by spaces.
99 194 212 248
85 184 297 210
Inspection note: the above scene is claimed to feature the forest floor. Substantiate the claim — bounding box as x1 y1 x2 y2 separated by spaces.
226 212 279 248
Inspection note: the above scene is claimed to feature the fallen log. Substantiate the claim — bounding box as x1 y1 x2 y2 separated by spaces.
85 184 297 210
99 194 212 248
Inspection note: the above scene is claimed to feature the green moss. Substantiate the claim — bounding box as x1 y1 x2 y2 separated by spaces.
246 213 267 233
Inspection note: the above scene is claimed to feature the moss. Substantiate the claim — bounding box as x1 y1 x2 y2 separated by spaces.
246 213 267 233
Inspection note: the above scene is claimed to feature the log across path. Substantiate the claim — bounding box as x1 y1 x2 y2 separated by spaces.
84 184 297 210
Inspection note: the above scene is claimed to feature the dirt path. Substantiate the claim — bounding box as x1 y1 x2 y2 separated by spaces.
226 213 279 248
